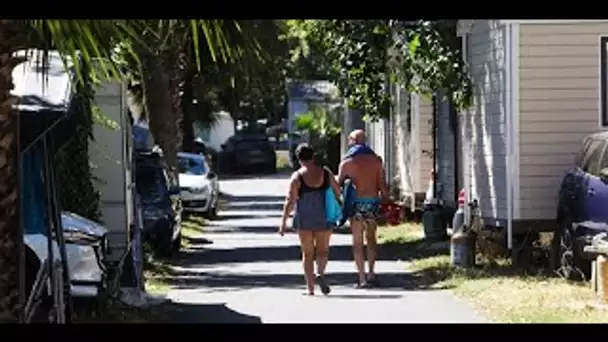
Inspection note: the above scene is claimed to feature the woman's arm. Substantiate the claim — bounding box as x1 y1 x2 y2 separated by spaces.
281 172 300 228
326 168 343 205
336 160 349 186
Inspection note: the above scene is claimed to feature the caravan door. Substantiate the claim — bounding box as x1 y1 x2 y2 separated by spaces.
89 82 134 261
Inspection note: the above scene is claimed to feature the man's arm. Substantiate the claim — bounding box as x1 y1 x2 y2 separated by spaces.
377 158 390 201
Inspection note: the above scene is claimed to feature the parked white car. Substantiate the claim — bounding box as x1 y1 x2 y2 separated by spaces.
25 212 108 301
178 152 220 218
61 212 108 296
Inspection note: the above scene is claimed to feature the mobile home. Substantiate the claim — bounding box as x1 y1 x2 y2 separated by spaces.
367 86 436 211
89 79 140 288
457 20 608 249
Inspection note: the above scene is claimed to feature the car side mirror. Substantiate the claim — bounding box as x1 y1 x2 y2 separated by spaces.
221 144 226 150
207 172 217 180
600 168 608 184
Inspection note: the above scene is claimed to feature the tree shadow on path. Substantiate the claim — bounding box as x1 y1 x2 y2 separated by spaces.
154 301 262 323
178 237 449 266
165 238 453 294
73 298 262 324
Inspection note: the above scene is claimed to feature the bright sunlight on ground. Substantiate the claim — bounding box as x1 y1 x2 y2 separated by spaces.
378 223 608 323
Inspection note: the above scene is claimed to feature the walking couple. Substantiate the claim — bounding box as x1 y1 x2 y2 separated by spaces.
279 129 390 296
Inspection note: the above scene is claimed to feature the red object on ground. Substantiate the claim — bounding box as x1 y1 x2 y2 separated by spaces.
458 188 466 206
380 202 402 226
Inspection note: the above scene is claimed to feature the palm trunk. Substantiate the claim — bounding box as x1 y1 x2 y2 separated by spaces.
181 72 195 152
0 20 26 323
139 52 183 181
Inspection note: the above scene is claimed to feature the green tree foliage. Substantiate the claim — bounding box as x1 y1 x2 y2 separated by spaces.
295 105 342 139
54 73 101 222
202 20 288 126
113 20 276 158
294 104 343 169
280 19 473 122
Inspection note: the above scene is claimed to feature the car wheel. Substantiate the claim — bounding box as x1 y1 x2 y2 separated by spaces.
551 217 591 281
267 162 277 174
172 230 182 253
152 234 175 258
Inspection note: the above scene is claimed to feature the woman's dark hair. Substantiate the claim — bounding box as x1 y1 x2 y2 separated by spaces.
295 143 315 162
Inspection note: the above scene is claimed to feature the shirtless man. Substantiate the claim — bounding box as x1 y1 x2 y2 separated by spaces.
337 129 389 288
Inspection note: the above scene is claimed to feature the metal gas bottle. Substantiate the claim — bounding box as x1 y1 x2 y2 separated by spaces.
450 230 475 268
597 255 608 303
452 189 466 233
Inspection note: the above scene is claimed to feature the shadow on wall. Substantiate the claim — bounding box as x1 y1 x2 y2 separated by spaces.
469 20 508 222
392 86 415 203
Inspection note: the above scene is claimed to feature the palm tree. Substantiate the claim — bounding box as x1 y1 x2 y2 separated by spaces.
0 19 259 323
114 20 266 180
0 19 129 323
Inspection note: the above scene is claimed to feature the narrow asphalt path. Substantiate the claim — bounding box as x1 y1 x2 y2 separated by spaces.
165 172 487 323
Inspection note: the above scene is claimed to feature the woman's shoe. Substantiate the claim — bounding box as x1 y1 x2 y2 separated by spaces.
316 275 331 295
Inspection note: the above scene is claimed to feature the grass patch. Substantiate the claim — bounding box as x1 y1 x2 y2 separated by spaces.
143 249 174 296
144 214 209 294
276 150 291 171
379 223 608 323
182 215 205 240
378 222 425 245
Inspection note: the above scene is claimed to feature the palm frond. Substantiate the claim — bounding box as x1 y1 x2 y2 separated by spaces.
29 20 131 84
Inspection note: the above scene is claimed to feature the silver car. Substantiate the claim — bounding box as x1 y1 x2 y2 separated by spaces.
178 152 220 218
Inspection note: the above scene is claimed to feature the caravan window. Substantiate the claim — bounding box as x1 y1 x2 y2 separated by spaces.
582 139 607 176
600 36 608 127
136 166 167 204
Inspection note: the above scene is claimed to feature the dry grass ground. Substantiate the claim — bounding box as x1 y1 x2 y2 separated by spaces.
378 223 608 323
276 150 291 171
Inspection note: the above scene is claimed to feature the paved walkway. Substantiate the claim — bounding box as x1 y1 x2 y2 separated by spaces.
165 173 487 323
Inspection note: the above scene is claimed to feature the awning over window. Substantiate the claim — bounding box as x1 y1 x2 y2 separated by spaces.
11 50 77 151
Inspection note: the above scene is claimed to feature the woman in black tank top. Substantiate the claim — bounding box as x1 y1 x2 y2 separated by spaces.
280 143 341 295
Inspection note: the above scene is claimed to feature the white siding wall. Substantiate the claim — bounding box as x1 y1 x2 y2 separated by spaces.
418 98 434 191
436 94 458 207
366 118 386 162
90 82 130 257
518 22 608 219
465 20 510 220
391 86 416 203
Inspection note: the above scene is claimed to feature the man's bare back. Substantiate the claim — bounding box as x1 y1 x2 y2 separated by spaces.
338 154 388 200
338 131 389 288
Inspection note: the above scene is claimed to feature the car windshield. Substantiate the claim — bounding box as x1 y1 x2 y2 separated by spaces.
236 138 270 150
136 166 167 204
179 155 208 176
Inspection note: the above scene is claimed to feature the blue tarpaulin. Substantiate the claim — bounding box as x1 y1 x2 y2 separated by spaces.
21 142 47 235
